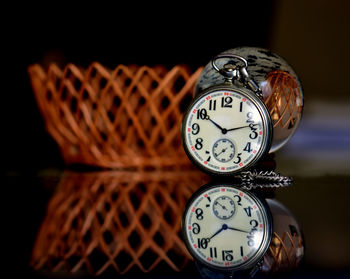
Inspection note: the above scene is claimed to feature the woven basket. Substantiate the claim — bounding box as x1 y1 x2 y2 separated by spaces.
28 63 203 169
31 170 210 275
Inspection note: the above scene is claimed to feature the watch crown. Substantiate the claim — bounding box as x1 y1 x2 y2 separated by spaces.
219 63 240 81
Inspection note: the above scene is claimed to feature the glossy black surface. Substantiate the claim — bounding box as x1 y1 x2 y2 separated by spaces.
4 168 350 278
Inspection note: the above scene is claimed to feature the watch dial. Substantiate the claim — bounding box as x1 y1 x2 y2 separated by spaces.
183 185 270 270
182 88 270 174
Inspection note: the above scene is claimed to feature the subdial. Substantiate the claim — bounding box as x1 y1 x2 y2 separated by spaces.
212 195 236 220
212 139 235 163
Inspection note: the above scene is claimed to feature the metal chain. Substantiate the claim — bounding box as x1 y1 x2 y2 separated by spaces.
237 170 293 190
238 66 264 99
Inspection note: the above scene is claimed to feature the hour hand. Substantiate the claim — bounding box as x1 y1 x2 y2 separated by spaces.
208 224 228 240
206 115 227 134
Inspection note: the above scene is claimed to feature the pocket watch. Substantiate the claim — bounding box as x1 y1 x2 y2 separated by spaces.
181 183 272 278
181 53 273 176
182 47 304 176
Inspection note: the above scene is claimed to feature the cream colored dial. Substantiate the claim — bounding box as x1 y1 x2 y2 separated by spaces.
182 185 270 270
182 88 271 175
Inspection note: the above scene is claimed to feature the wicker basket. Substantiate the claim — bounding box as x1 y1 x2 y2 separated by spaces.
28 63 203 169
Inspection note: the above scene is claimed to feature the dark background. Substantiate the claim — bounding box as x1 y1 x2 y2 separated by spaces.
2 1 350 278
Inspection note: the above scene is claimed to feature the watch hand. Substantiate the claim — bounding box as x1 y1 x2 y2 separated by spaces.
226 123 258 132
226 226 250 233
215 201 228 210
215 148 227 157
206 115 227 134
208 224 228 240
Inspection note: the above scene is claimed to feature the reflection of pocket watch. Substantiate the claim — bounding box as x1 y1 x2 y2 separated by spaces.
181 183 272 278
181 47 303 176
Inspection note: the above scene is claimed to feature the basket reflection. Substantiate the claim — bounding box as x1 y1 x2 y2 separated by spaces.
31 170 210 275
263 199 304 274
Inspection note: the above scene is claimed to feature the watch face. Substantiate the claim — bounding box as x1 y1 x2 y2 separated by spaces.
181 87 272 175
182 184 271 271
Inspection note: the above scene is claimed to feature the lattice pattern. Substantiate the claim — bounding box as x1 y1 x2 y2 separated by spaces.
263 231 304 273
31 170 210 275
28 63 203 168
263 70 303 129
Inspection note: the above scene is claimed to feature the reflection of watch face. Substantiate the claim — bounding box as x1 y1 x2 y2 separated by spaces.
213 195 235 220
181 87 272 176
182 184 272 272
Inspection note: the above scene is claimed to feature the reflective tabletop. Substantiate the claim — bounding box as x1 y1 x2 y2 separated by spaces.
6 169 350 279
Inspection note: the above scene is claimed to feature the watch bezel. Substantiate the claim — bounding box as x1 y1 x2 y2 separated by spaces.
181 85 273 176
181 183 273 273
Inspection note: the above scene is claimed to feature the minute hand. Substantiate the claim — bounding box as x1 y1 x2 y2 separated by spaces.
226 124 257 132
227 226 250 233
